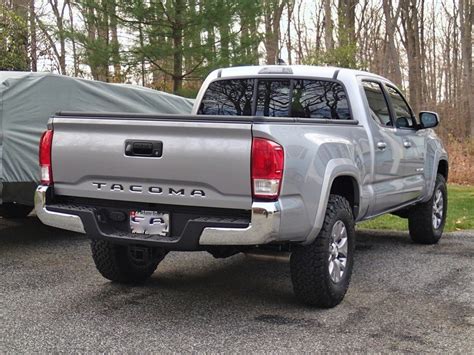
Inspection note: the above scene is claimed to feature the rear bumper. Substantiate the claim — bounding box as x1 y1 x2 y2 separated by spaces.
35 186 280 248
35 186 85 234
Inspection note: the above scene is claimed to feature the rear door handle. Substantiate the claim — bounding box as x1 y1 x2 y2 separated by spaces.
376 141 387 150
403 140 412 148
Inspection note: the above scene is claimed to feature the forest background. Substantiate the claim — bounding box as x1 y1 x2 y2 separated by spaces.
1 0 473 183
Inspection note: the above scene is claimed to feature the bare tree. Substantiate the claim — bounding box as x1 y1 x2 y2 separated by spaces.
382 0 402 86
36 0 68 74
460 0 473 136
324 0 334 50
400 0 422 113
29 0 36 71
263 0 287 64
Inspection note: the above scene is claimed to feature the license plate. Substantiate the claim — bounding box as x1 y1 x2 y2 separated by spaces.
130 210 170 236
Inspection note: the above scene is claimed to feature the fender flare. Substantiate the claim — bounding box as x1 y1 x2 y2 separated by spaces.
422 152 449 203
304 158 361 245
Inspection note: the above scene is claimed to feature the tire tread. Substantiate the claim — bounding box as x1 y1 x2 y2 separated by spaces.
291 194 355 308
408 174 447 244
91 240 165 283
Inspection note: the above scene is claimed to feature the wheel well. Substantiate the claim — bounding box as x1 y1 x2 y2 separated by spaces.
437 160 448 180
330 176 360 218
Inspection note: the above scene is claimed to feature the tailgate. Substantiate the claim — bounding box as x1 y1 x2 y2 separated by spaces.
51 116 252 210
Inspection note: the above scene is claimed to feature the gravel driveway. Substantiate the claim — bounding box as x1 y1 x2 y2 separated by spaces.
1 216 473 352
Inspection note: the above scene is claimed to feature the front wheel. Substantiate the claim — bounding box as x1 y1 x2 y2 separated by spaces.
91 240 167 283
408 174 447 244
290 194 355 308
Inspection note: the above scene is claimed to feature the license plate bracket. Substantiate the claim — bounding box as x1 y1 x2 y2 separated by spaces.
130 210 170 236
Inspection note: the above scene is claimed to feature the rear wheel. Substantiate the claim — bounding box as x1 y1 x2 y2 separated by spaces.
290 194 355 308
0 203 33 219
91 240 167 283
408 174 447 244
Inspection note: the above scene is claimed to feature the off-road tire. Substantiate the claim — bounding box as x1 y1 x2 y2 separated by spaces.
290 194 355 308
91 240 167 283
408 174 447 244
0 203 33 219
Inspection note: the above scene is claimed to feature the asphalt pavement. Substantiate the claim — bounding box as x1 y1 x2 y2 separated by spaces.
1 216 473 352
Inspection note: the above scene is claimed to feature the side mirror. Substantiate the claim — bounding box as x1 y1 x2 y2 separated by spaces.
419 111 439 129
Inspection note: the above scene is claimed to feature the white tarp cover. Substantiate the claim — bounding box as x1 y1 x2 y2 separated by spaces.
0 71 194 205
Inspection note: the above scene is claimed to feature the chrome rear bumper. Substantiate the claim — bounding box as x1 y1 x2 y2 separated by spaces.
35 186 85 234
199 201 280 245
34 186 280 245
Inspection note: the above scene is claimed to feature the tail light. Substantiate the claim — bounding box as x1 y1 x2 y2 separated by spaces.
251 137 284 200
39 129 54 185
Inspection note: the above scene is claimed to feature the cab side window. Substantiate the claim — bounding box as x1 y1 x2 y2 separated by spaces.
385 85 417 129
362 81 392 126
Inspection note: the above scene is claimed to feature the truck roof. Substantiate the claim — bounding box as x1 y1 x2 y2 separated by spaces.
216 65 386 81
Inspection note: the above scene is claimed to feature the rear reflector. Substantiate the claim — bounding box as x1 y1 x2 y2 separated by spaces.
39 129 54 185
251 138 284 200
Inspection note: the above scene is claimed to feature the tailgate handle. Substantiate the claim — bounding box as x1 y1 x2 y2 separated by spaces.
125 140 163 157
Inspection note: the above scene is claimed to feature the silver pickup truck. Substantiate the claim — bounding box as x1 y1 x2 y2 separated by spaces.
35 65 448 307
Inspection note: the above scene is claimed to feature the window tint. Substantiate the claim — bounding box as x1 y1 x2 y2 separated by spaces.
385 86 417 128
198 79 254 116
198 78 352 120
291 80 351 120
256 80 291 117
362 81 392 126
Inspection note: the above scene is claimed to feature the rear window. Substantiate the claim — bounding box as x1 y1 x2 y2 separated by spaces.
256 80 291 117
198 78 351 120
198 79 254 116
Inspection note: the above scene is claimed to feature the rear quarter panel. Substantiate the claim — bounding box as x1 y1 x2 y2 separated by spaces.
253 123 371 242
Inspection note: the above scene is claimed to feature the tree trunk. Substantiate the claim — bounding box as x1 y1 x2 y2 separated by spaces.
29 0 36 71
67 0 78 76
264 0 286 65
382 0 402 86
138 22 146 86
401 0 422 113
338 0 357 47
220 22 230 67
172 0 184 93
286 1 294 64
324 0 334 50
109 0 121 82
460 0 473 137
96 1 110 82
86 4 98 80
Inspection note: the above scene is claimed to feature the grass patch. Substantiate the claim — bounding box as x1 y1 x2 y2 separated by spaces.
358 184 474 232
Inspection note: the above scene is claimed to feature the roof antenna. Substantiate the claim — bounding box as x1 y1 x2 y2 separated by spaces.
277 58 286 65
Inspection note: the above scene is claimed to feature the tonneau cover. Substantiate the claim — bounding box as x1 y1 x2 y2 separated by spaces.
0 71 193 205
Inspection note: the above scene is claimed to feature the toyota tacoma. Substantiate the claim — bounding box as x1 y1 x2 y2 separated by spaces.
35 65 448 307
